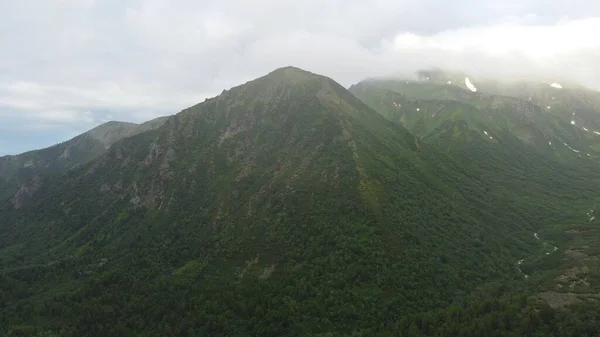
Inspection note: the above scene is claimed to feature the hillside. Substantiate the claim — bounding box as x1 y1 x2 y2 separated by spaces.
1 67 599 336
349 79 600 157
351 71 600 157
389 217 600 336
0 117 169 205
350 77 600 221
347 71 600 335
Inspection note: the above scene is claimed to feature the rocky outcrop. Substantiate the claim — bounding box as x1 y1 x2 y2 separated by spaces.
10 175 42 209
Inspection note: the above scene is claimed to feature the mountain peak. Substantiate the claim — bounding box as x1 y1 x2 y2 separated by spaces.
216 66 331 101
270 65 314 75
214 66 358 116
260 66 328 85
85 116 169 146
0 116 168 204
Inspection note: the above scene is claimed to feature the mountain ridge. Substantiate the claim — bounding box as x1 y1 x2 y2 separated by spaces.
2 66 600 336
349 75 600 159
0 116 169 204
349 74 600 231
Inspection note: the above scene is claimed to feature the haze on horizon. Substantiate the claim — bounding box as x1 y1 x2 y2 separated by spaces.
1 0 599 155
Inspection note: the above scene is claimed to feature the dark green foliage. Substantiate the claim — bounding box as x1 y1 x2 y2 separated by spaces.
1 67 599 336
350 79 600 224
0 117 168 203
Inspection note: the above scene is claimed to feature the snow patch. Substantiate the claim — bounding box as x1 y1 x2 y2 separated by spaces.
447 80 452 84
465 77 477 92
416 108 420 112
549 141 552 146
550 82 563 89
516 259 527 278
583 127 589 131
517 258 529 279
594 131 600 135
534 232 540 240
547 106 551 109
571 120 576 125
563 142 580 153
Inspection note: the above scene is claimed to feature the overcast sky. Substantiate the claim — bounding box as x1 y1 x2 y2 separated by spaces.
1 0 599 155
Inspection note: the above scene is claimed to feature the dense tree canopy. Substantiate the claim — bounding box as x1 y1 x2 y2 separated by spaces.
2 67 600 336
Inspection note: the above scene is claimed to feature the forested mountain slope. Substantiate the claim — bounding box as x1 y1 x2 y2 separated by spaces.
350 77 600 224
1 67 599 336
350 75 600 157
352 69 600 155
0 117 169 204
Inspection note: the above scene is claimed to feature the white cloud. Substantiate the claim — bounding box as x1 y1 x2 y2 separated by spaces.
0 79 211 126
0 0 600 154
383 17 600 85
391 17 600 62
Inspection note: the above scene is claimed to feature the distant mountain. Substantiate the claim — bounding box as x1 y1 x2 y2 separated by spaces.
349 70 600 159
0 117 169 205
351 71 600 211
2 67 600 336
371 68 600 133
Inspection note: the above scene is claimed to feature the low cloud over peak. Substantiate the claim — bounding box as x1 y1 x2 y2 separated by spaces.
1 0 599 153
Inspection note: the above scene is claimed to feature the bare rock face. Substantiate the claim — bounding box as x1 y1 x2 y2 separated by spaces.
10 175 42 209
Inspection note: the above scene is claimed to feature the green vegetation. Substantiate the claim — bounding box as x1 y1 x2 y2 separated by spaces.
350 79 600 225
0 117 169 203
396 220 600 337
1 67 600 336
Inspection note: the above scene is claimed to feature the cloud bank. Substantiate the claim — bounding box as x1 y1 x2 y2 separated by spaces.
1 0 599 153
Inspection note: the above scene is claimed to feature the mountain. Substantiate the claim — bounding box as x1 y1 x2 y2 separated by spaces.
348 70 600 335
349 73 600 212
348 78 597 156
0 117 169 205
1 67 599 336
352 70 600 154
